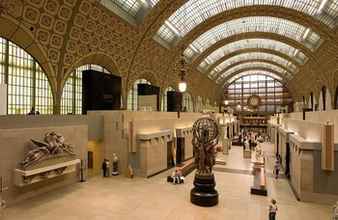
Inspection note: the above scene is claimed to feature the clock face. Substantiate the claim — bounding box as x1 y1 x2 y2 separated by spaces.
248 95 261 108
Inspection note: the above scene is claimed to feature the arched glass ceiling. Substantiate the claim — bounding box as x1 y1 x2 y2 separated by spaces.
215 62 292 81
184 16 321 59
99 0 159 19
208 52 298 77
218 71 283 84
156 0 338 43
227 73 284 85
199 38 307 71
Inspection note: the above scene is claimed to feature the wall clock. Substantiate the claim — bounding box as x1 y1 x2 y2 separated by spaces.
247 95 261 108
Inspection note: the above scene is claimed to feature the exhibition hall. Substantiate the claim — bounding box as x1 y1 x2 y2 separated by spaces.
0 0 337 219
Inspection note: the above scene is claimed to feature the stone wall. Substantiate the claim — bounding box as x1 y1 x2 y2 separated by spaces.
0 115 88 205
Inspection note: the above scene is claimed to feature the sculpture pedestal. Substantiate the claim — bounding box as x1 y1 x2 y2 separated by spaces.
190 173 218 207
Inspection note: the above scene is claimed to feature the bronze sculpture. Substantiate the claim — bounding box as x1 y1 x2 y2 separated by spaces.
191 116 219 207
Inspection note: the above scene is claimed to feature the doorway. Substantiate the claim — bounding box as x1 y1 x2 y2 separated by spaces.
285 143 290 179
176 138 185 164
88 151 94 169
167 141 175 169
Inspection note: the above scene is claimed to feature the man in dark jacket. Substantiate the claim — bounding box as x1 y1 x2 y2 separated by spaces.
102 159 107 177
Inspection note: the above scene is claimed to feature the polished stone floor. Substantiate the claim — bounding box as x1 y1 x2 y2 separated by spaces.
1 143 332 220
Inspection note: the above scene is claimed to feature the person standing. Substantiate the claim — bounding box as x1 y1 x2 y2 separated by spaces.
102 159 107 177
333 201 338 220
274 158 281 179
268 199 278 220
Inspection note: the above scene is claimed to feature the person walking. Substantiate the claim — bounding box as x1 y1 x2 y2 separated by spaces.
274 158 281 179
268 199 278 220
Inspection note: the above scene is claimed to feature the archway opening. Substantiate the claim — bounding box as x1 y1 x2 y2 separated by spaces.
161 86 175 112
127 79 160 111
61 64 120 115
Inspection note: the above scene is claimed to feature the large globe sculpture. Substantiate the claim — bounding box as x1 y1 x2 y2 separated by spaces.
191 117 219 207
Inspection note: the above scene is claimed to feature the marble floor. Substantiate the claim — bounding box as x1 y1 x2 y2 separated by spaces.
1 143 332 220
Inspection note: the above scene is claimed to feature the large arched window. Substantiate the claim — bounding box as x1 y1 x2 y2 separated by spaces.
161 86 175 112
182 93 193 112
196 96 203 112
61 64 110 114
127 79 151 111
0 37 53 114
225 74 291 113
322 86 327 111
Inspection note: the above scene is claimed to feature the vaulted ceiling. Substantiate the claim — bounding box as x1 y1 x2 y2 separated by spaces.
1 0 337 111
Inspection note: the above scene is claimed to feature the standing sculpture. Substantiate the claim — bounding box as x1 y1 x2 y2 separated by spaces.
191 117 219 206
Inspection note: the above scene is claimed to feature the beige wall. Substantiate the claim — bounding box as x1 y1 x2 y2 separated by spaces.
0 115 88 205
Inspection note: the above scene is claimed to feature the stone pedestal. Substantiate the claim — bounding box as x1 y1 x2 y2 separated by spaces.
190 174 218 207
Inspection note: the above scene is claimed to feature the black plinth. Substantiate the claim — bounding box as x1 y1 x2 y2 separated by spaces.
190 173 218 207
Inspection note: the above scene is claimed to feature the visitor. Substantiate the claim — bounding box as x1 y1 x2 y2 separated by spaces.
333 201 338 220
28 107 36 115
102 159 108 177
268 199 278 220
169 168 184 184
274 158 281 179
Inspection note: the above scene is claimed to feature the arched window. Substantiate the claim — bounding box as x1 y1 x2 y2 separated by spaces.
310 92 314 110
322 86 326 111
127 79 151 111
182 93 193 112
225 74 290 113
196 96 203 112
161 86 175 112
61 64 110 114
0 37 53 114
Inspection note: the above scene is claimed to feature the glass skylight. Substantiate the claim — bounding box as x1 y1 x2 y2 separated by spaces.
99 0 159 20
208 52 299 77
217 70 283 84
156 0 338 44
183 16 321 59
215 62 292 81
200 38 307 71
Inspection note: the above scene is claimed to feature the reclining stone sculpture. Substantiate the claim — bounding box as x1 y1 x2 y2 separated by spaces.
21 132 75 169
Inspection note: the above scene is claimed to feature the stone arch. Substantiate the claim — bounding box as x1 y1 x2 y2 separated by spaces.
220 67 288 85
130 5 335 97
228 72 283 84
204 48 300 75
193 32 312 67
61 53 124 110
0 15 56 99
213 59 293 80
64 53 121 84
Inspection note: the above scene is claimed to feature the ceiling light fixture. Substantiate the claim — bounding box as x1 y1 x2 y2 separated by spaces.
178 50 187 93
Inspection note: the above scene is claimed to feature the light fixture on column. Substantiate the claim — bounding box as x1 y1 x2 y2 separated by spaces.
178 50 187 93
